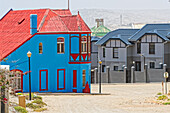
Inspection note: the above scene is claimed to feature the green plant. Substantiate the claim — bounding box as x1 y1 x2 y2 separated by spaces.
157 92 162 95
17 93 23 96
26 103 41 109
33 108 47 112
14 106 28 113
32 99 47 106
33 95 42 100
163 102 170 105
157 95 168 100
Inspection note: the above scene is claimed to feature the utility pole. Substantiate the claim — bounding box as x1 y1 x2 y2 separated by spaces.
68 0 70 9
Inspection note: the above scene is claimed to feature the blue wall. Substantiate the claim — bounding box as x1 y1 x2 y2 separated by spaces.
2 33 91 93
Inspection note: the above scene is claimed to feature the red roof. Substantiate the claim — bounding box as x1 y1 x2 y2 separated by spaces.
0 9 91 60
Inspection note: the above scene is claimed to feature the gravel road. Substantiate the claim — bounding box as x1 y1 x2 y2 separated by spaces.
39 83 170 113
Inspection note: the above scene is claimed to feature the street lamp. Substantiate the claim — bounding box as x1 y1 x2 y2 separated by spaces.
99 60 102 93
27 51 32 100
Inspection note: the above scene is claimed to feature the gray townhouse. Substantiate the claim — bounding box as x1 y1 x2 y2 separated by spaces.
95 24 170 83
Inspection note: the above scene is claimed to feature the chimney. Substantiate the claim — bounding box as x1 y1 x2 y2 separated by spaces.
30 14 37 35
95 19 104 28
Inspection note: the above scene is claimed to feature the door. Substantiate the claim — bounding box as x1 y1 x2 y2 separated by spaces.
135 61 141 71
57 69 65 90
39 70 48 91
73 70 77 92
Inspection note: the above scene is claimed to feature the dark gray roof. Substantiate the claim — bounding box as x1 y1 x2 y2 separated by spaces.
91 36 100 42
95 29 139 46
129 24 170 41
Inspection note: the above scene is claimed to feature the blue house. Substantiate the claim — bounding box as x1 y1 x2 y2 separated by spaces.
0 9 91 93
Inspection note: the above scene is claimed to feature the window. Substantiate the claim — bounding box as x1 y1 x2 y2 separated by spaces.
114 66 118 71
135 61 141 71
103 47 105 58
137 43 141 54
81 36 87 53
57 38 65 53
102 65 106 72
82 70 86 87
149 43 155 54
113 48 118 58
39 43 43 54
150 62 155 69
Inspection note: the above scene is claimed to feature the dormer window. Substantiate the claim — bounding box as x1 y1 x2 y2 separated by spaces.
81 36 87 53
39 43 43 54
57 38 65 54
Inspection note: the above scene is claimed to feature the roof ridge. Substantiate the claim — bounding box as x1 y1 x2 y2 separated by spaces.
51 10 69 31
0 8 13 21
77 13 91 32
38 9 50 31
128 24 148 41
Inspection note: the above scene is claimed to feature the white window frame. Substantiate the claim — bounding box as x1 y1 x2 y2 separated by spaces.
57 37 65 54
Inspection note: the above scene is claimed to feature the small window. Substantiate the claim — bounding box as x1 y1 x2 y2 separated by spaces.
102 65 106 72
113 48 118 58
149 43 155 54
81 36 87 53
150 62 155 69
103 47 105 58
114 66 118 71
82 70 86 87
137 43 141 54
39 43 43 54
57 38 65 53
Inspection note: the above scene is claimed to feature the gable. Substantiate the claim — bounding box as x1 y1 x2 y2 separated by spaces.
106 39 126 48
139 34 164 43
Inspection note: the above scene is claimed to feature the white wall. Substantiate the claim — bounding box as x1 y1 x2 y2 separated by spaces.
132 35 164 72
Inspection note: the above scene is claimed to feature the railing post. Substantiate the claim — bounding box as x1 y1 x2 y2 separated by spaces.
106 66 110 83
144 64 148 83
124 67 127 83
131 66 135 83
94 68 98 84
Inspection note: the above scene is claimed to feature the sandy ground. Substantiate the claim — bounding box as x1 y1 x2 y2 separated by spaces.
37 83 170 113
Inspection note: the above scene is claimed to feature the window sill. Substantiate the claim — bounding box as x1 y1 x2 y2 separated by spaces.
57 53 65 54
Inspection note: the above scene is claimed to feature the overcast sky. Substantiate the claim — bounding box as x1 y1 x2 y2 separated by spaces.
1 0 170 18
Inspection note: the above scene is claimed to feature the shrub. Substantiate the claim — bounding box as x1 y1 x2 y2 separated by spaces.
33 95 42 100
14 106 28 113
17 93 23 96
157 95 168 100
157 92 162 95
32 99 47 106
26 103 41 109
33 108 47 112
163 102 170 105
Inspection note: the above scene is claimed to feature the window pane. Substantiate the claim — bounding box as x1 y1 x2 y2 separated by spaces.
114 66 118 71
84 43 87 52
61 43 64 53
113 48 118 58
102 65 106 72
150 62 155 69
137 43 141 54
149 43 155 54
103 48 105 57
39 43 43 54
